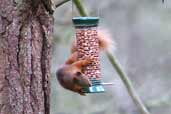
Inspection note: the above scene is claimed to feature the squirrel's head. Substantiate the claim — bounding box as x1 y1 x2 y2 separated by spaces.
73 72 91 87
56 65 91 88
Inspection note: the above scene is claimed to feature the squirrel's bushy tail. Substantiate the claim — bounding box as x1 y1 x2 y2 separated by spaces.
98 28 116 53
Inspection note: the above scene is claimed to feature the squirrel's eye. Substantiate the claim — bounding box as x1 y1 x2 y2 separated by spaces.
76 72 82 76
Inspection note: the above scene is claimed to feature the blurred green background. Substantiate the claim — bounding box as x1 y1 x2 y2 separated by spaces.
50 0 171 114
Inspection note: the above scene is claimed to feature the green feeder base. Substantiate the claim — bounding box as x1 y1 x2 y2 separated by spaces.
82 79 105 93
82 85 105 93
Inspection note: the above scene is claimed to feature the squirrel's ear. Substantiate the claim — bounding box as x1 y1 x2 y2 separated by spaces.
73 72 83 83
75 72 82 76
73 77 79 84
73 71 82 84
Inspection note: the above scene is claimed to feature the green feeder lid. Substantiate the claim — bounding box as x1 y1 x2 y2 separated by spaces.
72 17 99 27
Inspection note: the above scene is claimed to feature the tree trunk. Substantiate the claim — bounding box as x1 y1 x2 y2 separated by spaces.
0 0 53 114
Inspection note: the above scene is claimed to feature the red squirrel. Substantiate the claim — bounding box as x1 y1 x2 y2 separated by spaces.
56 28 115 95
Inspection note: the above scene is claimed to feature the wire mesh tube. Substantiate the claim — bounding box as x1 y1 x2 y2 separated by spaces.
72 17 104 93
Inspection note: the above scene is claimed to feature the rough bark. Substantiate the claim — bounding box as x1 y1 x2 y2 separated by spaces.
0 0 53 114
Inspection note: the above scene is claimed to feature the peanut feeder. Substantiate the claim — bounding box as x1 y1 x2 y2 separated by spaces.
72 17 105 93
